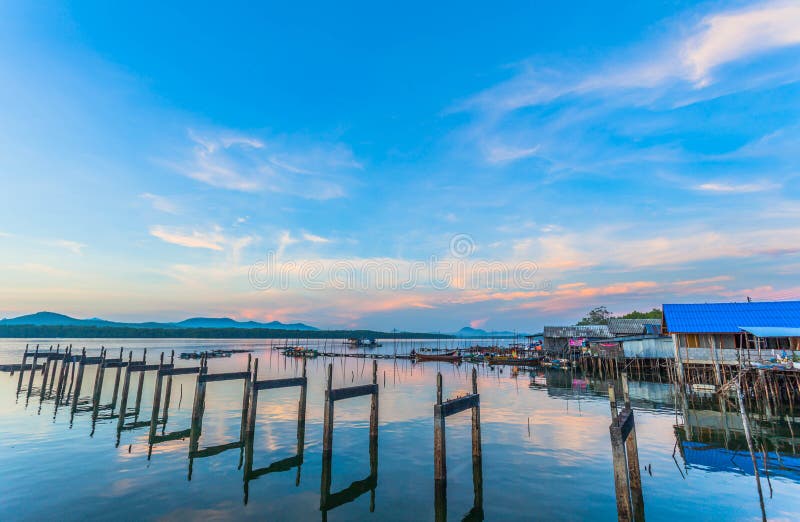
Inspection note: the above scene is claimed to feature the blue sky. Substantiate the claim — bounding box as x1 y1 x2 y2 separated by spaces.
1 1 799 331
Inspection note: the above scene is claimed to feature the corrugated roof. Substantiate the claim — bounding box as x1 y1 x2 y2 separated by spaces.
663 301 800 333
544 325 612 338
739 326 800 338
607 318 662 336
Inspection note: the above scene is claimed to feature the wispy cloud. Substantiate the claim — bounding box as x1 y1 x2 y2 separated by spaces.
302 232 331 243
461 1 800 115
684 1 800 86
140 193 179 214
150 225 226 251
485 144 540 164
174 131 359 199
52 239 86 254
694 181 781 193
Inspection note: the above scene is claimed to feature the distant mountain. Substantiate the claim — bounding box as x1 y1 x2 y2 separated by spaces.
175 317 317 330
454 326 527 338
0 311 318 331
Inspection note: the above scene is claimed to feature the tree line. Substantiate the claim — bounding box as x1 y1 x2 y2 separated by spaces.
576 306 662 326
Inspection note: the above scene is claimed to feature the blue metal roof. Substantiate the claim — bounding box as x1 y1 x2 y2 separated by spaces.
739 326 800 338
662 301 800 333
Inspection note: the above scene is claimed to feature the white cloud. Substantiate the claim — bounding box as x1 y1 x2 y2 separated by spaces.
175 131 357 199
302 232 331 243
150 225 226 251
140 193 179 214
684 1 800 86
485 144 540 164
52 239 86 254
694 181 780 193
461 1 800 115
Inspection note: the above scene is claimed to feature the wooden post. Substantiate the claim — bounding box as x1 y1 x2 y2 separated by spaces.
671 334 684 386
134 349 147 417
162 351 174 427
245 358 259 440
608 383 632 522
370 360 379 441
434 372 446 482
622 375 644 521
16 345 29 395
27 345 40 396
322 363 334 456
189 355 207 454
71 348 87 412
111 348 123 410
92 349 107 406
48 347 60 395
149 352 165 441
116 351 134 436
240 354 253 441
471 367 483 514
40 347 55 400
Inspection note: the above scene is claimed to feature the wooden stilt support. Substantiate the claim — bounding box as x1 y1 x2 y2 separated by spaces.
608 374 645 522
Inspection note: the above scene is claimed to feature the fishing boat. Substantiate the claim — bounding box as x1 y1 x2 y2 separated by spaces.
282 347 319 358
412 350 462 363
180 349 233 360
486 354 541 366
345 338 383 348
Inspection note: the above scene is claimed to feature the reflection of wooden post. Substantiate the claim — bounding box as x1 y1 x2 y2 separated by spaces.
323 363 334 456
370 360 379 441
149 352 165 441
609 383 632 522
621 375 644 521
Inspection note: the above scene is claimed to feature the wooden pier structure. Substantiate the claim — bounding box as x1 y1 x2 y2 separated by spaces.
320 361 379 518
243 358 308 504
434 368 484 522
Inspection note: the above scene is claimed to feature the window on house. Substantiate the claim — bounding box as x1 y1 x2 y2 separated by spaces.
686 334 700 348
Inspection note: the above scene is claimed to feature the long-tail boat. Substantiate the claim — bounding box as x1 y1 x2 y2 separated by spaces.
412 350 462 363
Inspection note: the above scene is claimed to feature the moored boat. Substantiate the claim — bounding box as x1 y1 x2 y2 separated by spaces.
412 350 462 362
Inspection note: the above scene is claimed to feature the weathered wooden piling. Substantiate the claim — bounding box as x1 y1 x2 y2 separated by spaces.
319 361 380 517
608 374 645 522
243 358 309 504
188 354 251 468
16 345 29 395
148 353 166 441
433 369 483 522
321 361 379 456
70 349 87 414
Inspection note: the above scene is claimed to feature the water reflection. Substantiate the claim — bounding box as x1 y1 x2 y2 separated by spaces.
2 340 800 521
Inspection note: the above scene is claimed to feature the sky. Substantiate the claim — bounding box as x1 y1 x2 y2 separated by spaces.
1 1 799 332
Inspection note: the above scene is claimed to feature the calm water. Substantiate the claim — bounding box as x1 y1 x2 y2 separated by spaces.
1 339 799 521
